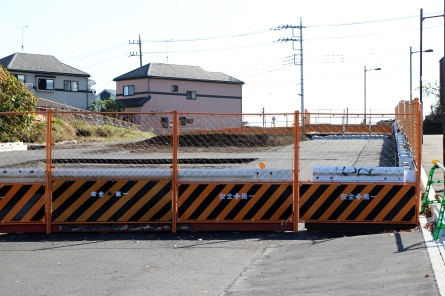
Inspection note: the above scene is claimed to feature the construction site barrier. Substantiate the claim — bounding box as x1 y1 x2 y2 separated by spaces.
176 182 293 232
300 182 417 223
0 102 422 233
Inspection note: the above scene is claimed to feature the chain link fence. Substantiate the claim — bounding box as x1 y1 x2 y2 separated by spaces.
0 111 47 177
49 111 173 179
176 112 296 181
0 107 420 183
395 99 421 163
300 111 405 182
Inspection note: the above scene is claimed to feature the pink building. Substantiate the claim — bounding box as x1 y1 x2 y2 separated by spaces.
113 63 244 132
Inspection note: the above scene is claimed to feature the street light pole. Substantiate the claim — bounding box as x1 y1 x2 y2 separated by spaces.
420 8 444 103
410 47 433 102
364 66 381 125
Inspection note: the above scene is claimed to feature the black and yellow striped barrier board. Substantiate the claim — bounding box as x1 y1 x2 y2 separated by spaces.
52 180 172 223
178 183 292 221
0 184 45 222
299 183 416 222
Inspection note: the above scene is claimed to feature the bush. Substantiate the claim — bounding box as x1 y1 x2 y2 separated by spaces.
0 66 38 142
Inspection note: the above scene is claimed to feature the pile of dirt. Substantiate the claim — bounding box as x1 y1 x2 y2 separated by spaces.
133 133 294 148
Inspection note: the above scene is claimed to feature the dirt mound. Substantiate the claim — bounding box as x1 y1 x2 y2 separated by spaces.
141 133 294 147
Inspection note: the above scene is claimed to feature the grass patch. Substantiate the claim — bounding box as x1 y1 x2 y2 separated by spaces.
28 118 154 143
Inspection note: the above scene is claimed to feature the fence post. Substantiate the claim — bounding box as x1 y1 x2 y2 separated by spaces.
415 99 422 225
172 111 178 233
293 111 300 232
45 109 53 234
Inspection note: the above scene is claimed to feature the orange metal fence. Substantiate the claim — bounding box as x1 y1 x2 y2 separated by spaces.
0 106 421 233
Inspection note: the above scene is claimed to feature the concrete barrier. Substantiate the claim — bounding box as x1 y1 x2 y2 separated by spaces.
0 142 27 152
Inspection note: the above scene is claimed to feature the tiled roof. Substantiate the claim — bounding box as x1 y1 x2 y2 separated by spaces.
116 96 151 107
0 53 89 76
113 63 244 84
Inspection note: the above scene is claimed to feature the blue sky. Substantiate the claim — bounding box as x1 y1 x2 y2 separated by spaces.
0 0 444 117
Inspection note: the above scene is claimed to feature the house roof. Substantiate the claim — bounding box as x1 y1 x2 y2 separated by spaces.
105 89 116 95
0 53 90 76
113 63 244 84
97 89 116 96
116 96 151 107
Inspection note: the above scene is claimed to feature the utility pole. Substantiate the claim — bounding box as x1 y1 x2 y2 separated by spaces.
262 107 265 127
17 26 28 52
275 18 305 126
165 40 169 63
129 34 143 67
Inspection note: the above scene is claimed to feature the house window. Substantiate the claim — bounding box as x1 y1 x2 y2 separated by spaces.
64 81 78 91
15 74 25 83
171 85 178 92
161 117 169 128
122 115 133 123
37 78 54 91
186 91 196 100
123 85 135 96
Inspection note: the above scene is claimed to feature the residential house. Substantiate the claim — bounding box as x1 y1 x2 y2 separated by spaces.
0 53 95 110
113 63 244 131
96 89 116 101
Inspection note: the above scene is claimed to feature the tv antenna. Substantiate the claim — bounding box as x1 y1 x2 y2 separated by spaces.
17 26 28 52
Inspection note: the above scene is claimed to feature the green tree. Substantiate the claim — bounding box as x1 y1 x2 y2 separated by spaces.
420 81 444 134
422 82 442 115
0 66 38 141
92 98 125 113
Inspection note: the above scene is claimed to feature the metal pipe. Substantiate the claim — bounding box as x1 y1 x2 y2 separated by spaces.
364 66 367 124
172 110 179 233
293 110 299 232
420 8 423 103
410 46 412 102
45 109 53 234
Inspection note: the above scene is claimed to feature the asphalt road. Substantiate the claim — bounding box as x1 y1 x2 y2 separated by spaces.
0 228 439 296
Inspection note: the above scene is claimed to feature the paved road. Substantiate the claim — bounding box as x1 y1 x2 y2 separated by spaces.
0 228 439 296
0 135 442 295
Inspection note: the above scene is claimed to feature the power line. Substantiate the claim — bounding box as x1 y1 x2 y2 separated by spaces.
306 11 444 27
141 29 272 42
305 24 443 41
62 42 128 62
58 15 443 64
